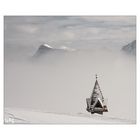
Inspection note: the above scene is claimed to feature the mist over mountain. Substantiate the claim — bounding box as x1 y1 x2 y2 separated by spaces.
5 42 136 122
33 43 76 57
122 40 136 55
30 43 78 63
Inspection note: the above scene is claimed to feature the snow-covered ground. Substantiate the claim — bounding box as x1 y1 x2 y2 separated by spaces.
4 108 135 124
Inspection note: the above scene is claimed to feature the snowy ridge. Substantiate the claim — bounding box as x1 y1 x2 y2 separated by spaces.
33 43 76 59
43 44 53 49
59 46 76 51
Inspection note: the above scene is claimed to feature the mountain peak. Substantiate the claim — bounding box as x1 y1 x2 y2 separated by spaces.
33 43 77 59
122 40 136 55
39 44 53 50
33 43 53 58
42 44 53 49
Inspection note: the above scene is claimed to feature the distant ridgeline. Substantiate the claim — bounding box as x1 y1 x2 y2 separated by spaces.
33 44 75 58
122 40 136 55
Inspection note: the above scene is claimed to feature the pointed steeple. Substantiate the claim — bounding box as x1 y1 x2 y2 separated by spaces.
91 74 104 101
86 74 108 114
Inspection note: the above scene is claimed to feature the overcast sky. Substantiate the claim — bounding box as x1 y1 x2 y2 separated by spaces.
4 16 136 50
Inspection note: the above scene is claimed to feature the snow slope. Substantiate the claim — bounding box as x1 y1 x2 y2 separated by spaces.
4 108 135 124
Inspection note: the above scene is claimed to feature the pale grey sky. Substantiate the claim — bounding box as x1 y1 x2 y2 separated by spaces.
4 16 136 49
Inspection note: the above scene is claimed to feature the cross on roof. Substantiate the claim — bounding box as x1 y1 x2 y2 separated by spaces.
95 74 98 80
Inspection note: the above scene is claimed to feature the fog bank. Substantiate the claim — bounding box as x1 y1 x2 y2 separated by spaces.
4 49 136 121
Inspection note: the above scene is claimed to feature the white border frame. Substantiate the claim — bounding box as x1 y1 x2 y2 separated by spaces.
0 0 140 140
